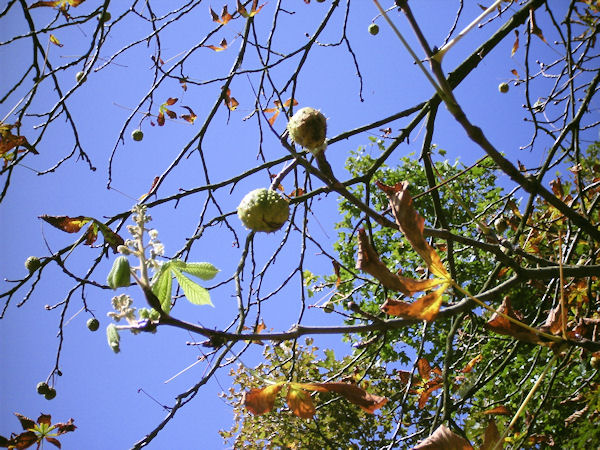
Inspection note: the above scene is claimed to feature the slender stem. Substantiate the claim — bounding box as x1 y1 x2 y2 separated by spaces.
493 354 558 450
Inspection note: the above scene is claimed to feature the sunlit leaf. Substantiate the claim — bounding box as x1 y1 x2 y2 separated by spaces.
287 385 316 418
206 38 228 51
529 8 547 42
243 383 284 415
417 358 432 380
485 297 544 344
356 228 445 296
171 260 220 280
298 382 388 413
461 354 482 373
511 29 519 56
482 405 512 416
181 106 197 124
376 182 449 279
332 260 341 288
151 263 173 313
40 215 91 233
49 34 63 47
237 0 264 18
413 424 473 449
171 267 213 306
380 283 450 322
418 381 442 409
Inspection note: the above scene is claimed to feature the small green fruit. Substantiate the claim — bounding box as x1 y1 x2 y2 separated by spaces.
591 356 600 370
131 129 144 141
237 188 290 233
25 256 41 273
368 23 379 35
76 71 86 83
44 388 57 400
287 107 327 154
498 82 509 93
98 11 111 22
323 301 334 313
36 382 50 395
107 256 131 290
87 318 100 332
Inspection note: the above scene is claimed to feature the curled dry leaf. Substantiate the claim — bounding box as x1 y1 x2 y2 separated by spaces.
243 383 284 415
485 297 544 345
286 385 315 419
412 424 473 450
380 283 449 322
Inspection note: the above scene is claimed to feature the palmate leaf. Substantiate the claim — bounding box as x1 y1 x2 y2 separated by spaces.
151 263 173 313
171 267 212 306
170 260 219 280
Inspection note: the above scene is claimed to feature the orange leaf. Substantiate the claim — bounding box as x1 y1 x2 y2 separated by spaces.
40 215 91 233
237 0 264 17
376 182 449 279
286 385 315 419
356 228 444 296
243 383 283 415
332 260 341 288
511 30 519 56
485 297 544 344
413 424 473 449
528 8 547 43
482 405 512 416
417 358 432 380
418 381 442 409
298 382 387 414
227 97 239 111
380 283 449 322
461 354 482 373
206 38 228 51
267 109 280 126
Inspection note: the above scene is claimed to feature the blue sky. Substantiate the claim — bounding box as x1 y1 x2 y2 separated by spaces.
1 1 596 448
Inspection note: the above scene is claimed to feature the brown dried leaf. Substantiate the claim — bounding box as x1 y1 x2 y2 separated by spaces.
206 38 228 51
39 215 91 233
332 260 341 288
418 381 442 409
356 228 444 296
417 358 432 380
461 354 483 373
511 68 519 77
511 29 519 56
376 182 449 279
485 297 544 344
482 405 512 416
300 382 388 413
243 383 284 415
380 283 449 322
529 8 547 43
481 420 502 450
413 424 473 449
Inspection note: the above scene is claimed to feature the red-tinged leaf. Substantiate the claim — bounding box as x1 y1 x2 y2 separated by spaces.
15 413 35 431
219 5 233 24
332 260 341 288
83 222 99 246
227 97 239 111
461 354 483 373
511 68 519 77
417 358 432 380
511 29 519 56
289 188 304 197
413 424 473 449
12 431 38 449
165 97 178 106
39 215 91 233
356 228 445 296
243 383 283 415
376 182 449 279
37 414 52 426
396 370 413 384
49 34 63 47
286 385 315 419
54 418 76 435
209 6 219 22
529 8 547 42
206 38 228 51
29 1 61 8
418 381 442 409
181 106 197 124
299 382 388 414
157 111 165 126
482 405 512 416
485 297 544 344
45 437 62 449
380 283 449 322
165 109 177 120
481 420 502 450
179 78 188 91
95 222 125 253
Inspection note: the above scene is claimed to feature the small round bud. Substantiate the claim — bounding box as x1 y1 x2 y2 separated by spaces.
131 129 144 142
76 71 86 83
36 382 50 395
368 24 379 35
87 318 100 332
498 82 509 93
323 301 334 313
25 256 41 273
117 245 131 255
44 388 57 400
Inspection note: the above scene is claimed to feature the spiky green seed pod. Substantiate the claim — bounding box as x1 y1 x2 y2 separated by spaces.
107 256 131 290
36 382 50 395
237 188 290 233
87 318 100 332
25 256 41 273
106 324 120 353
287 107 327 154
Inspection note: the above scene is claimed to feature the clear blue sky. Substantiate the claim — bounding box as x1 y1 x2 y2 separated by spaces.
1 1 592 448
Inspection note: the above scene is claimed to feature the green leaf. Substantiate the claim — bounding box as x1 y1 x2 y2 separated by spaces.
171 267 213 306
151 262 173 313
172 260 219 280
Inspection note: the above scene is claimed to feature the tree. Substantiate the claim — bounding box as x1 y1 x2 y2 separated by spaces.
1 0 599 448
